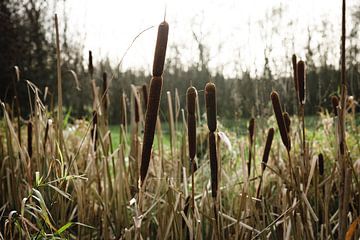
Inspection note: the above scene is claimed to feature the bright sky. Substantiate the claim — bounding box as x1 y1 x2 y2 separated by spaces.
57 0 357 78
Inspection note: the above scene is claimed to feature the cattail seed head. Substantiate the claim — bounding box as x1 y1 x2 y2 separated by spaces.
142 84 148 109
88 50 93 78
297 60 306 104
140 76 163 184
209 131 218 198
283 112 291 133
318 153 324 176
134 92 140 123
262 128 274 172
152 21 169 77
187 86 197 161
248 118 255 144
271 91 290 151
27 121 32 158
331 95 339 116
102 72 108 111
292 54 298 93
205 82 217 132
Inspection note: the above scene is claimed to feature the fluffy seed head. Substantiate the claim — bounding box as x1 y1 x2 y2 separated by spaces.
205 82 217 132
152 21 169 77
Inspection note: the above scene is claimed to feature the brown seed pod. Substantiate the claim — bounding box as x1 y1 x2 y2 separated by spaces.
209 131 218 198
297 60 306 104
88 50 93 78
205 82 217 132
140 76 163 184
134 92 140 123
248 118 255 176
152 21 169 77
142 84 148 109
262 128 274 172
283 112 291 133
27 121 32 158
271 91 290 151
318 153 324 176
102 72 108 112
331 95 339 116
292 54 298 93
187 86 197 161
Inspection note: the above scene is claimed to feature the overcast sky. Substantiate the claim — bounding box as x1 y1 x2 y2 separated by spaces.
57 0 358 77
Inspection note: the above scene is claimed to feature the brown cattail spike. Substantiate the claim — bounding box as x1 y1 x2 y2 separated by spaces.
27 121 32 158
205 82 217 132
292 54 298 93
134 91 140 123
187 86 197 161
318 153 324 176
152 21 169 77
271 91 290 151
262 128 274 172
209 131 218 198
88 50 93 78
297 60 306 104
142 84 148 109
140 76 163 183
331 95 339 116
283 112 291 133
248 118 255 176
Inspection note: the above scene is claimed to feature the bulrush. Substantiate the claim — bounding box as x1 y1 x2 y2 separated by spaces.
292 54 298 94
142 84 148 110
140 21 169 185
262 128 274 172
248 118 255 176
318 153 324 176
88 50 94 78
205 82 218 198
27 121 32 158
297 60 306 105
187 86 197 169
331 95 339 116
270 91 290 151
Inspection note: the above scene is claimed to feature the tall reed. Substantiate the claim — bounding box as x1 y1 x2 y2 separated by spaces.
140 21 169 186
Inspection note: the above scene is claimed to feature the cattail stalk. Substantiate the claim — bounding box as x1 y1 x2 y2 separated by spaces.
205 82 221 238
256 128 274 199
248 118 255 177
140 21 169 186
187 86 197 229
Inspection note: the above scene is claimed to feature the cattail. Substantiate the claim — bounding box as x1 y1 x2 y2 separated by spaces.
27 121 32 158
140 77 163 183
318 153 324 176
134 91 140 123
88 50 94 78
283 112 291 133
152 21 169 77
292 54 298 93
140 21 169 185
297 60 306 104
187 86 197 161
205 82 217 132
102 72 108 112
91 110 98 151
209 131 218 198
142 84 148 109
43 119 49 151
248 118 255 176
331 95 339 116
271 91 290 151
262 128 274 172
